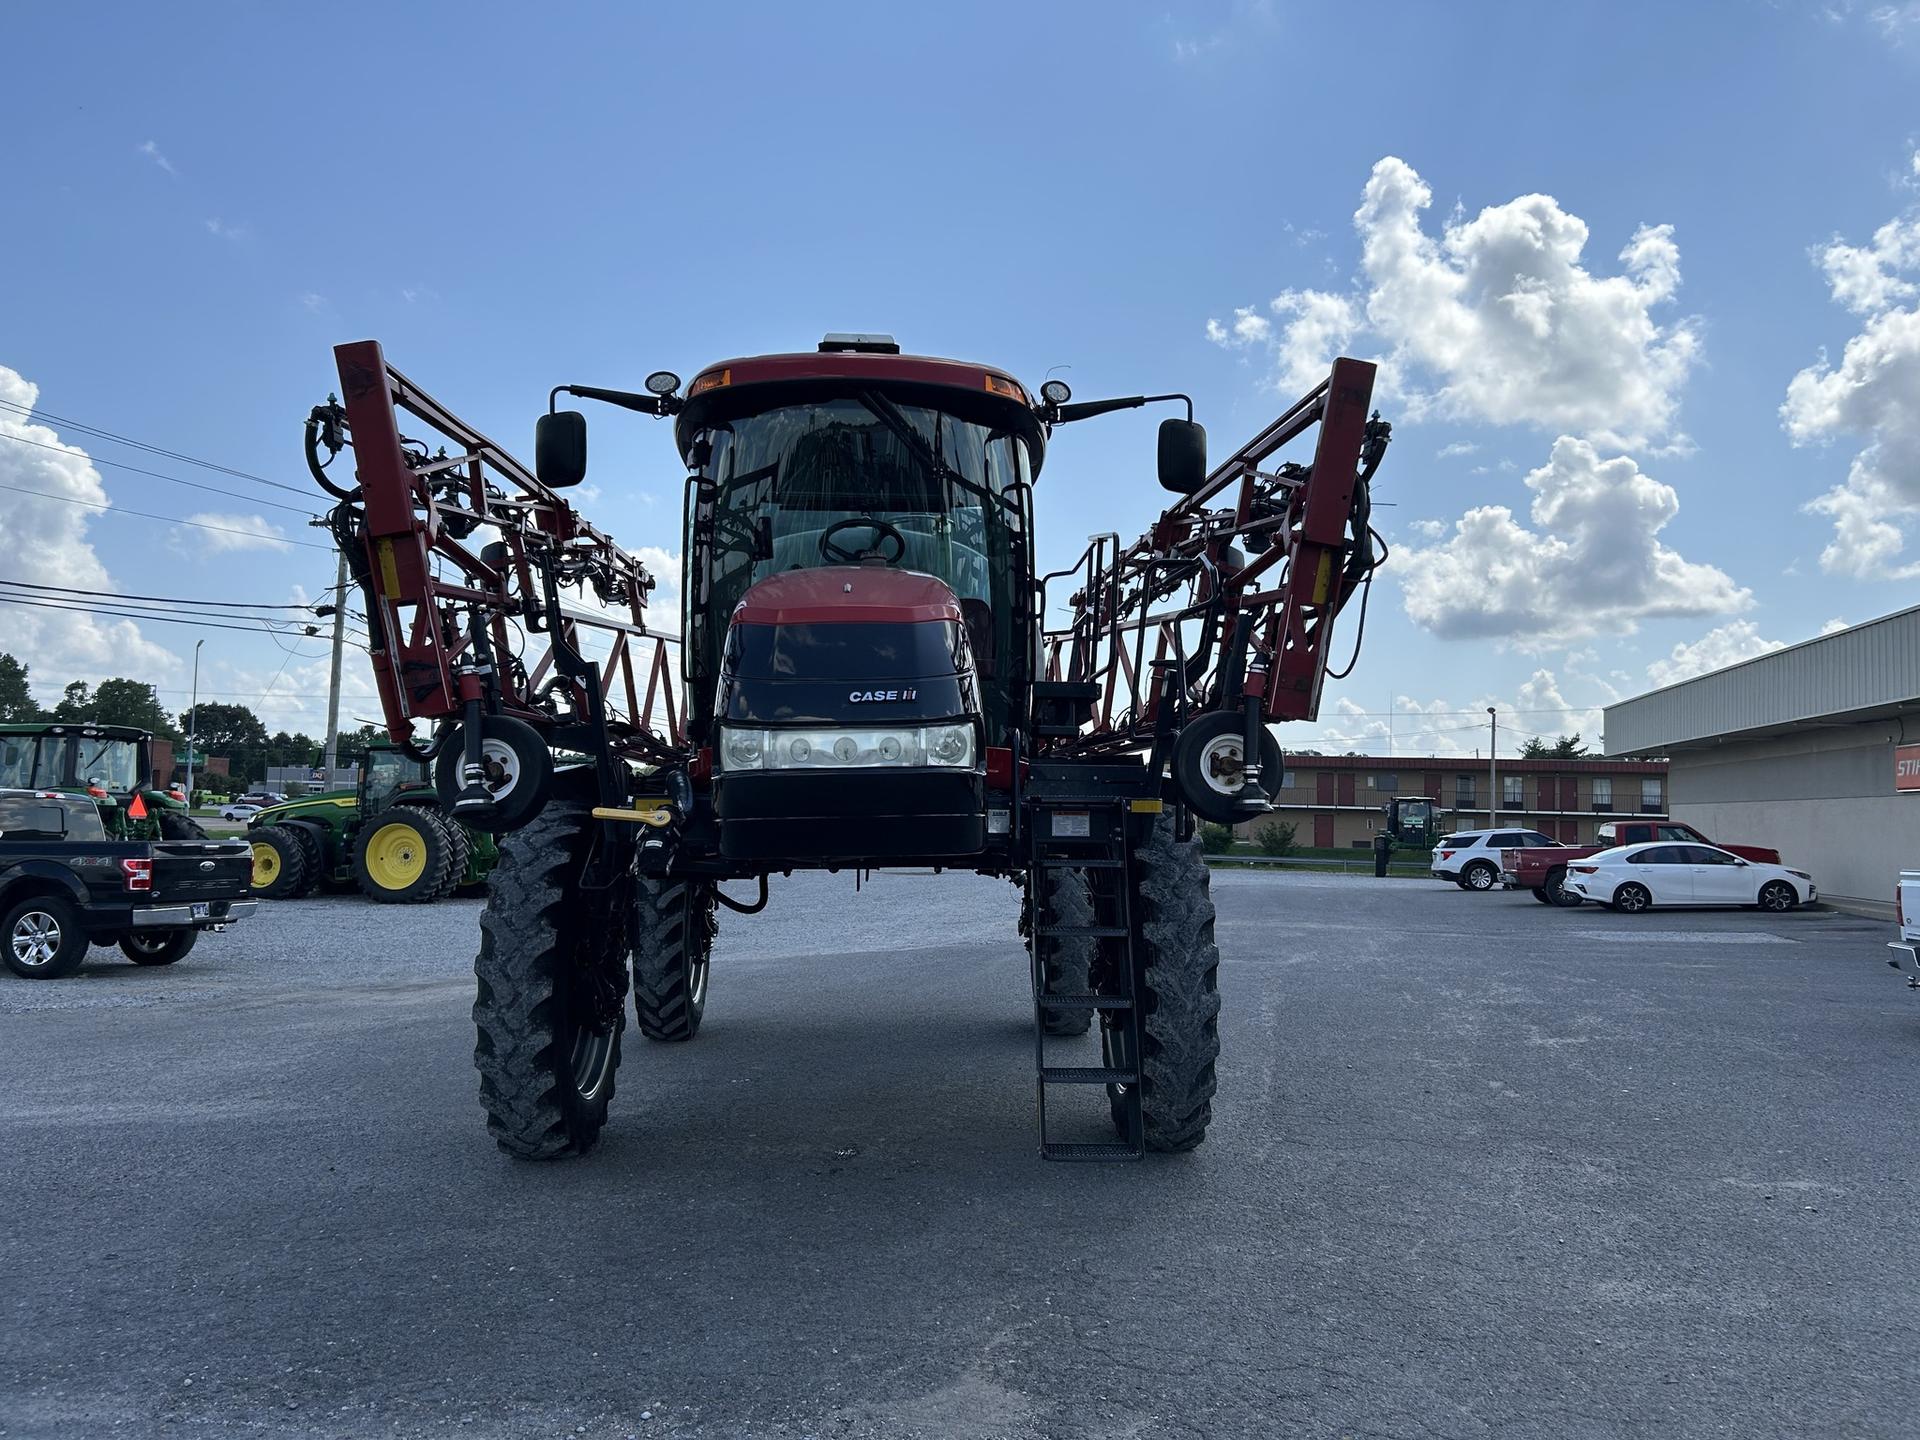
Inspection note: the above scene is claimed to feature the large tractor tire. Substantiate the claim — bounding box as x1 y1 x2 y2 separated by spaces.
434 811 475 894
631 876 716 1042
248 825 315 900
352 809 454 903
1108 815 1221 1152
1031 866 1094 1037
157 810 208 840
473 796 629 1159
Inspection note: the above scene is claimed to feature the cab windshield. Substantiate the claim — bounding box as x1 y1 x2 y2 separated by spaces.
8 735 145 793
364 749 429 808
688 396 1031 733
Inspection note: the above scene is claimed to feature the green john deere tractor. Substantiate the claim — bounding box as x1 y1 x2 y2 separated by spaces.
0 723 203 839
245 744 498 903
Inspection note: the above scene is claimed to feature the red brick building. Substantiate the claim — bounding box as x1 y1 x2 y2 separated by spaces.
1241 753 1670 848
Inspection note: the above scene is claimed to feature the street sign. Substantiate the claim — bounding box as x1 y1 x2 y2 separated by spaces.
1897 744 1920 792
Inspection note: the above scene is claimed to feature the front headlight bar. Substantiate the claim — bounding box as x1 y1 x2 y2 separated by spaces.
719 723 977 772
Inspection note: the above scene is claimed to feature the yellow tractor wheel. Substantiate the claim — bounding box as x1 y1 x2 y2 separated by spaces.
248 826 314 900
351 810 452 903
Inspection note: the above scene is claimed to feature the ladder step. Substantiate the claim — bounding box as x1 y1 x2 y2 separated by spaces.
1033 925 1127 938
1040 1066 1138 1085
1031 795 1135 807
1042 1142 1141 1162
1037 993 1132 1009
1034 857 1125 869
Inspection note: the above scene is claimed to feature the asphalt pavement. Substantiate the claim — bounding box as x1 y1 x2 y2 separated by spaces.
3 870 1916 1439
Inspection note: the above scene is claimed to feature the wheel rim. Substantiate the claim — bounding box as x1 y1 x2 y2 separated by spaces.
11 911 61 967
124 932 167 955
688 953 710 1009
1763 884 1791 911
1620 887 1648 912
568 1025 616 1099
475 738 522 802
1469 865 1494 890
1197 735 1246 798
251 843 280 888
365 822 427 888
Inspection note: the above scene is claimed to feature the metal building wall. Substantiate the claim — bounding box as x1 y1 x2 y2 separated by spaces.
1606 605 1920 756
1666 724 1920 914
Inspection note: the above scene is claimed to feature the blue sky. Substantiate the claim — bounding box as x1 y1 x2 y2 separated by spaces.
2 1 1917 754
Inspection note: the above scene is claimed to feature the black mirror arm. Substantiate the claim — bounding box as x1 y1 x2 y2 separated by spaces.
1045 392 1193 425
550 384 681 417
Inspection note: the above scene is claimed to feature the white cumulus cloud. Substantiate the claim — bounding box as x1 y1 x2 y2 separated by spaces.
179 513 291 553
1783 167 1920 575
1395 436 1748 649
1208 156 1699 450
1645 620 1787 688
0 365 178 690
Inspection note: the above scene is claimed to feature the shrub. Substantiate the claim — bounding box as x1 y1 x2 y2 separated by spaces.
1199 822 1237 854
1254 820 1297 856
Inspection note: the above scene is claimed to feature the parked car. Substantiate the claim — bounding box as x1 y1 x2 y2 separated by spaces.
1432 828 1562 890
1502 820 1783 908
1564 842 1815 913
220 802 263 821
0 788 256 978
235 791 285 806
1888 870 1919 993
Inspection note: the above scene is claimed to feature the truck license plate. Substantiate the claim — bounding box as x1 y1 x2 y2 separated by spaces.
191 903 210 919
1051 811 1091 838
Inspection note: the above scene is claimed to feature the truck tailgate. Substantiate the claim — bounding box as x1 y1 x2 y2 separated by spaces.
152 840 253 902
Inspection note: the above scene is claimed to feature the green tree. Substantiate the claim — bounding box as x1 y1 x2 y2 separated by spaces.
181 701 270 781
0 654 37 721
51 677 178 736
1254 820 1297 856
1521 733 1590 758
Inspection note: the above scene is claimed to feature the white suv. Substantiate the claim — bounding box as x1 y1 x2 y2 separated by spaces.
1433 828 1558 891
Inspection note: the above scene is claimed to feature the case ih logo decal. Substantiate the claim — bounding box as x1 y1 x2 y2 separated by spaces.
848 688 916 703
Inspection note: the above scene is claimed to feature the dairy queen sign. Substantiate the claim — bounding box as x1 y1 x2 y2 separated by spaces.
1899 744 1920 792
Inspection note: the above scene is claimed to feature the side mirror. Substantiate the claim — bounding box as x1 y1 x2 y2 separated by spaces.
536 410 588 489
1157 418 1207 495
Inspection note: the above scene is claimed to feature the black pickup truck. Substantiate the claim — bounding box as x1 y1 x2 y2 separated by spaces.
0 789 255 979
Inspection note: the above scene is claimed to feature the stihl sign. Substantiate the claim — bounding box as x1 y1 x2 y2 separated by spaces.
1898 744 1920 791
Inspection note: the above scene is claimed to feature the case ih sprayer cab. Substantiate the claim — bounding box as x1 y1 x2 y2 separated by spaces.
306 334 1389 1162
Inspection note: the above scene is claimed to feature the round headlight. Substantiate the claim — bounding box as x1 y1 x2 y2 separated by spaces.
930 727 968 763
725 731 762 767
833 736 858 763
878 735 903 762
789 737 811 762
645 370 682 396
1040 379 1071 406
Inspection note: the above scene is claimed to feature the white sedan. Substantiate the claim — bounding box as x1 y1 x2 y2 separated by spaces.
219 802 263 821
1566 842 1816 913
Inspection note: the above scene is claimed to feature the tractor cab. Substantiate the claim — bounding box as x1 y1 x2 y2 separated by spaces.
0 723 183 837
1383 795 1439 849
360 743 434 811
667 336 1044 862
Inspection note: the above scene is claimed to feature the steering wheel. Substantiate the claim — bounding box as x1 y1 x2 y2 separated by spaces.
819 516 907 565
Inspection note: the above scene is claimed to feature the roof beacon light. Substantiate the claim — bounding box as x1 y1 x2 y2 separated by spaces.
818 333 901 355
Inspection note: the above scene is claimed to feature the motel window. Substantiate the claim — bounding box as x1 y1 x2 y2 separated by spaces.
1371 772 1397 792
1502 775 1524 805
1641 778 1663 811
1592 777 1613 810
1455 773 1476 806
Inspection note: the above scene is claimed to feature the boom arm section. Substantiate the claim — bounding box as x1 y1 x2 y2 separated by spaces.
1040 356 1389 754
310 340 684 767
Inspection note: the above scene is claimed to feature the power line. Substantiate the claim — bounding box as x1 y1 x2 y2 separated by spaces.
0 592 314 637
0 433 320 517
0 396 313 497
0 479 333 549
0 579 325 610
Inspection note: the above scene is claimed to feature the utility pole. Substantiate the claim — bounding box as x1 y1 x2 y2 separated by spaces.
1487 706 1497 829
320 546 349 781
184 638 204 804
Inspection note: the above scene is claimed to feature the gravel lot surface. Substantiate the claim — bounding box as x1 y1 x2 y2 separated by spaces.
3 870 1915 1439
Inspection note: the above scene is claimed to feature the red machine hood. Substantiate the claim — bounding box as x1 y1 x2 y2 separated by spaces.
731 567 964 626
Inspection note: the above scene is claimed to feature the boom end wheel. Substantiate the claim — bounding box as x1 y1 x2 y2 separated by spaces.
434 715 554 833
